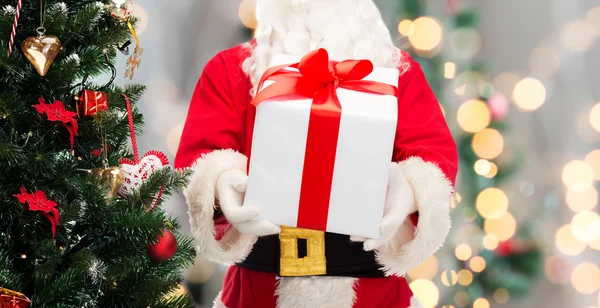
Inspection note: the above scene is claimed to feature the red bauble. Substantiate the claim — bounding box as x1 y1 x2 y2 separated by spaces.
147 230 178 262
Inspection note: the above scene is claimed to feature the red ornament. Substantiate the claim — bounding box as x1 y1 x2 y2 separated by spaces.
33 98 79 150
495 239 517 257
147 230 178 262
14 186 59 239
75 90 108 116
0 287 31 308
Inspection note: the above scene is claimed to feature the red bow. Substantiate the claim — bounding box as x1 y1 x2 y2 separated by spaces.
252 48 397 109
250 49 398 231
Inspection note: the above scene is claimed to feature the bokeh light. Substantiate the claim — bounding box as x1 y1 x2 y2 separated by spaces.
408 255 439 280
560 21 596 52
238 0 257 29
566 186 598 212
473 298 490 308
455 244 473 261
484 212 516 241
457 100 491 133
476 187 509 219
571 211 600 243
562 160 594 192
441 270 458 286
469 256 487 273
408 17 443 51
494 289 510 304
472 128 504 159
493 72 520 98
410 279 439 308
545 256 571 285
445 62 457 79
398 19 414 36
590 236 600 251
131 4 149 36
457 269 474 286
454 292 470 307
571 262 600 294
587 6 600 36
485 162 499 178
590 103 600 132
449 28 482 60
483 234 500 250
474 159 491 175
555 224 586 256
513 77 546 111
585 150 600 180
529 46 560 78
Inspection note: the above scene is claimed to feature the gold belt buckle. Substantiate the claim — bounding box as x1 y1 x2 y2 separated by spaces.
279 226 326 276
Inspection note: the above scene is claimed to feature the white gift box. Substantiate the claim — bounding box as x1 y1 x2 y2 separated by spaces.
243 53 399 239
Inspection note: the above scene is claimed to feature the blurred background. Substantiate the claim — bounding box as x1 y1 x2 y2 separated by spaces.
114 0 600 307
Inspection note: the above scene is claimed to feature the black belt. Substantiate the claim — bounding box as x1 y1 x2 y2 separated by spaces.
237 232 386 278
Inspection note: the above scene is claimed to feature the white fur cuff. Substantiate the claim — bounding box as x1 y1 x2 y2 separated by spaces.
376 157 453 277
184 149 257 264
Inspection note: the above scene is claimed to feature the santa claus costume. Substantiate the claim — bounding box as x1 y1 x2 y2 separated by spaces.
174 0 458 307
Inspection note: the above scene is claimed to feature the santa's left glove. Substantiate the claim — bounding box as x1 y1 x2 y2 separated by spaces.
351 164 416 251
216 169 281 236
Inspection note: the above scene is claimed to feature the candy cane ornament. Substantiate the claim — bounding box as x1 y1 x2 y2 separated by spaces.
7 0 23 56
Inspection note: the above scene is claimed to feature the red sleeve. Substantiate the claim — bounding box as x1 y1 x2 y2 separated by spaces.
174 52 245 169
393 56 458 186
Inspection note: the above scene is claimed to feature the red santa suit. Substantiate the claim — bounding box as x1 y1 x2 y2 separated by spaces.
175 44 457 308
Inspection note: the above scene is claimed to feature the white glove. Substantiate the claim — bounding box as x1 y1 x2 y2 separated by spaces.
351 165 416 251
216 169 281 236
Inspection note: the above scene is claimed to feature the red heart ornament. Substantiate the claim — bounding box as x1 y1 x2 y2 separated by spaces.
119 150 169 212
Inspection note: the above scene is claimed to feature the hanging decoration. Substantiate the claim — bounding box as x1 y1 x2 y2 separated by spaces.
22 0 62 76
107 0 143 79
33 98 78 150
14 186 59 239
74 53 116 116
118 94 169 212
147 229 178 262
6 0 23 56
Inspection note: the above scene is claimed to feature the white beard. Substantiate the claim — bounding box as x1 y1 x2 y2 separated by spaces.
242 0 403 96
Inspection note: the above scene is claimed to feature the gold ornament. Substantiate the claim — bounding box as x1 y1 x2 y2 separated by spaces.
21 28 61 77
88 167 124 200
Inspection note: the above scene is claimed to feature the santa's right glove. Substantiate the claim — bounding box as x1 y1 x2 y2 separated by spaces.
216 169 281 236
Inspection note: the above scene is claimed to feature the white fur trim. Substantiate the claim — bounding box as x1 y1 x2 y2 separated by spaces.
275 276 357 308
212 291 229 308
184 149 257 264
409 296 424 308
376 157 453 277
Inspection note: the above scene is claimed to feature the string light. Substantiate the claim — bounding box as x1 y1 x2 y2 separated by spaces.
445 62 457 79
398 19 414 36
484 212 516 241
562 160 594 192
408 17 443 51
454 292 470 307
473 298 490 308
590 103 600 132
474 159 491 175
469 256 486 273
555 224 586 256
570 211 600 243
484 162 498 178
238 0 257 29
571 262 600 294
566 186 598 212
409 279 439 308
20 254 27 259
476 188 509 219
408 255 439 280
513 77 546 111
455 244 472 261
441 270 458 286
457 99 491 133
560 21 596 52
472 128 504 159
457 269 474 286
482 234 500 250
494 289 510 304
585 149 600 180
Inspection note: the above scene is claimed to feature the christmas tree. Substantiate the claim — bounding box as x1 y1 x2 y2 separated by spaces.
397 0 543 306
0 1 195 307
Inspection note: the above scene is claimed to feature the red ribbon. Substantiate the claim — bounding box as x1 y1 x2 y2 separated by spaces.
251 49 398 231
